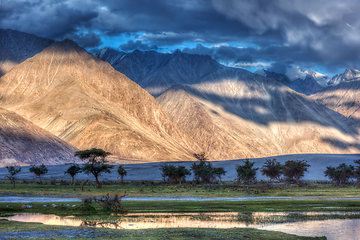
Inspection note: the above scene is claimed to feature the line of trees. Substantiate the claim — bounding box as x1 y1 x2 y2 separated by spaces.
160 155 313 189
160 155 360 189
5 150 360 189
4 148 127 189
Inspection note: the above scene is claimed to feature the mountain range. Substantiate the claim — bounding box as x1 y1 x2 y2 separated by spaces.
1 29 360 165
0 38 199 164
98 48 360 159
0 29 54 77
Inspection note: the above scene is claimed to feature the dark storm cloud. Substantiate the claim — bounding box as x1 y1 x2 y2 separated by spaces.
183 42 354 74
1 0 98 40
2 0 360 73
68 32 102 49
119 40 158 51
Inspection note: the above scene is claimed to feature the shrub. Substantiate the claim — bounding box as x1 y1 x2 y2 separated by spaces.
78 193 127 212
96 193 127 212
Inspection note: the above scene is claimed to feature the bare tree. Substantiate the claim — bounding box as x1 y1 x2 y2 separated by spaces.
6 166 21 189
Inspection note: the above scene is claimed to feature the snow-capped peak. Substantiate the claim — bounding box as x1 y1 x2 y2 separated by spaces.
285 67 330 87
304 70 330 87
285 67 307 81
254 68 267 77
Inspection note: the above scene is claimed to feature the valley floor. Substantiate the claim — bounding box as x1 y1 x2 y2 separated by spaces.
1 153 360 182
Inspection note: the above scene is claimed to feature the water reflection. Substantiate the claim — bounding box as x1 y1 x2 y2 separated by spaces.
2 212 360 240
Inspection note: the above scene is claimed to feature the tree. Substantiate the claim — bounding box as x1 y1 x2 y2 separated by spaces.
236 159 258 193
354 160 360 182
191 161 215 183
173 166 191 185
193 152 207 162
75 148 114 188
191 152 216 183
117 166 127 183
64 164 82 185
160 164 191 185
6 166 21 189
29 164 48 184
282 160 310 186
324 163 354 186
160 164 177 183
212 167 226 183
260 159 282 182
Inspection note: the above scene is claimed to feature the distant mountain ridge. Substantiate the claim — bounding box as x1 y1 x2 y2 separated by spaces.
98 48 358 97
97 48 224 96
0 29 54 76
97 47 360 159
255 67 360 95
312 69 360 120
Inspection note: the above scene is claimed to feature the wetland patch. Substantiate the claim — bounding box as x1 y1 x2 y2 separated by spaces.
2 212 359 240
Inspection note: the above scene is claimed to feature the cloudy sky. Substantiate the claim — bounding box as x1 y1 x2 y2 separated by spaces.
1 0 360 76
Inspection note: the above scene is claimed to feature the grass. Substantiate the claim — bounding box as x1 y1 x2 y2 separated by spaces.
0 180 357 239
1 199 360 215
1 180 359 198
0 220 325 239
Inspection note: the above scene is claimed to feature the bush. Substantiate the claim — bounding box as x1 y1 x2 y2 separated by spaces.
96 193 127 212
78 193 127 212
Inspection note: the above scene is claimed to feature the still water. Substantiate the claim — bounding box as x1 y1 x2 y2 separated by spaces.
2 212 359 240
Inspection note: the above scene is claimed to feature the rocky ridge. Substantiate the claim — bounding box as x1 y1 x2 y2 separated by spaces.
0 39 199 163
157 69 360 160
0 107 78 166
0 29 54 77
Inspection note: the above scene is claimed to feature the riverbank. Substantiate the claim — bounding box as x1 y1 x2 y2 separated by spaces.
0 220 324 240
1 180 359 198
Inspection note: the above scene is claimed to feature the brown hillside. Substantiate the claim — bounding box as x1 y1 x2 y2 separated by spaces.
0 107 78 166
312 76 360 120
157 75 360 160
0 40 198 162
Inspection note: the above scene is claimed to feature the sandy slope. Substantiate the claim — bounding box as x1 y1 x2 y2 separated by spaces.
0 40 199 162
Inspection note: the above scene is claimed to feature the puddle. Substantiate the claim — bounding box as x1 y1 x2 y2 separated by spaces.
1 212 360 240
